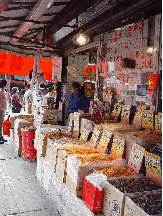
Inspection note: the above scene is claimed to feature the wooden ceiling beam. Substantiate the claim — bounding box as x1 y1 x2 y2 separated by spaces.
0 25 20 29
0 32 59 50
0 15 77 26
22 27 44 38
5 5 34 10
51 2 76 6
43 12 59 16
9 1 36 5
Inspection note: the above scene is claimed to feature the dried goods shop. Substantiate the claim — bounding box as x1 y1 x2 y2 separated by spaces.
0 0 162 215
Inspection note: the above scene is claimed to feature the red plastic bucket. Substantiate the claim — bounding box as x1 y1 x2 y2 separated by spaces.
22 129 37 161
2 118 11 136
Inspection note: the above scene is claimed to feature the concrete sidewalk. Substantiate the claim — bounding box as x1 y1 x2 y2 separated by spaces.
0 138 60 216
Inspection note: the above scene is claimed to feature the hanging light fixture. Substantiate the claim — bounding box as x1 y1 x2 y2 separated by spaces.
73 31 90 46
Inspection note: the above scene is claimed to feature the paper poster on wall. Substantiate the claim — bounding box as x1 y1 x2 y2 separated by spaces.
146 89 154 106
103 87 113 103
128 74 141 90
125 90 136 105
136 85 147 104
148 74 159 90
52 57 62 82
107 20 148 70
61 82 67 102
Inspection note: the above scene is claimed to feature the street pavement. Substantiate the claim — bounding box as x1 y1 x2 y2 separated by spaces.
0 137 60 216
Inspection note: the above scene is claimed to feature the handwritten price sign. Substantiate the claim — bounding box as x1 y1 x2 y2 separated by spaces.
141 110 154 130
91 127 101 144
111 103 123 121
132 106 147 127
127 143 145 175
98 130 113 145
73 112 80 136
121 105 131 123
145 151 162 185
155 115 162 131
80 128 90 142
110 135 125 160
97 130 113 153
68 113 74 133
103 87 113 103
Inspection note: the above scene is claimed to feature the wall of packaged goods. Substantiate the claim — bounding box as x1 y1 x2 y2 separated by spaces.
66 14 161 113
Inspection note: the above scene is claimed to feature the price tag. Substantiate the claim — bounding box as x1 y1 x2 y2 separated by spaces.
132 106 147 128
68 113 74 133
111 103 122 121
145 151 162 185
73 112 80 136
80 128 90 142
47 113 57 120
103 87 113 103
121 105 131 123
155 115 162 131
97 130 113 153
110 135 125 160
127 143 145 175
91 127 101 144
141 110 154 130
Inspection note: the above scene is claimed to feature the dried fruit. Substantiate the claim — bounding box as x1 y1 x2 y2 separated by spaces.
22 118 35 123
110 177 161 193
65 147 101 156
132 193 162 215
42 131 77 140
97 167 134 178
78 154 111 163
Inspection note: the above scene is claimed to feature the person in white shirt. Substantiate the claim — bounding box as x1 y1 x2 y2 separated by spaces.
23 84 33 113
0 80 7 144
44 86 57 109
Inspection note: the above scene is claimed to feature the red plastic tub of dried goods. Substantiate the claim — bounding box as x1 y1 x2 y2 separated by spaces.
22 128 37 161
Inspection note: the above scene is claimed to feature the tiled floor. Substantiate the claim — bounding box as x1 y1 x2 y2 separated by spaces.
0 138 60 216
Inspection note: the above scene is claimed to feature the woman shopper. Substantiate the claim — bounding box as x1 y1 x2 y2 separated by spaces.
12 87 22 113
0 80 7 144
23 84 33 113
5 89 11 111
66 82 90 125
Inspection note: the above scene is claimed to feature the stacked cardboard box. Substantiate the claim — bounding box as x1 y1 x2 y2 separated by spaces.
65 154 123 197
10 114 34 129
34 125 61 157
13 118 33 156
126 130 162 161
102 176 161 216
124 191 162 216
56 146 101 184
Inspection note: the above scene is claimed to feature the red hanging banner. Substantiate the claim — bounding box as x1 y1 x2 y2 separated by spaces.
0 52 53 80
0 52 34 76
40 58 52 81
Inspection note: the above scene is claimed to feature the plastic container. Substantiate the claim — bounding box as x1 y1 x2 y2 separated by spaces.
82 173 107 213
2 117 11 136
22 128 37 161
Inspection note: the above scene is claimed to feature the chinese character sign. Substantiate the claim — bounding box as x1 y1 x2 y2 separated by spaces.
52 57 62 82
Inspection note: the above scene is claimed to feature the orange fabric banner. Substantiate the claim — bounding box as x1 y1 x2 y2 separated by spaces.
0 52 34 76
0 52 53 80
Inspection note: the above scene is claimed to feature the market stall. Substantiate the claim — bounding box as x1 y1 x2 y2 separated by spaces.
1 8 161 216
